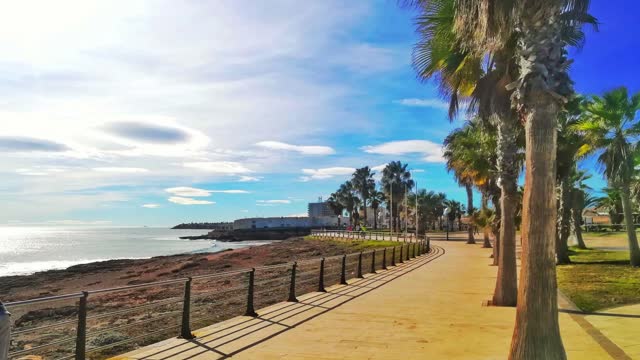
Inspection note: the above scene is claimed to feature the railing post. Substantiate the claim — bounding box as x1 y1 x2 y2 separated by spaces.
0 302 11 360
427 237 431 253
340 255 347 285
357 252 363 278
382 248 387 270
288 262 298 302
406 244 410 261
399 244 404 263
75 291 88 360
245 269 258 317
391 246 396 266
318 258 326 292
371 250 376 273
180 278 195 339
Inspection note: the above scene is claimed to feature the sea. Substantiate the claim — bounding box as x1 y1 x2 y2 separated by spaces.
0 226 272 277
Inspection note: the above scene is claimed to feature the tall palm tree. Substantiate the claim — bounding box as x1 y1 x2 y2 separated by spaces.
576 87 640 266
410 0 524 306
370 190 386 230
556 97 587 264
446 0 594 356
351 167 376 227
381 161 414 232
326 193 345 228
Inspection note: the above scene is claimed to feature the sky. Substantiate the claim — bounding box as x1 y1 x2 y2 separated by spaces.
0 0 637 227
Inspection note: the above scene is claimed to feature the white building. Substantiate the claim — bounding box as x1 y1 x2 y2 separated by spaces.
233 215 342 230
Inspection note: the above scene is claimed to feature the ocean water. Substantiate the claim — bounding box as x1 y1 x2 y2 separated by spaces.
0 226 272 277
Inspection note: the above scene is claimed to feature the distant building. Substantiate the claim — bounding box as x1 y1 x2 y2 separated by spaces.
234 217 310 230
308 201 333 217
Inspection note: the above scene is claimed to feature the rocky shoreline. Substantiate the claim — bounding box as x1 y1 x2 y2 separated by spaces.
1 236 348 303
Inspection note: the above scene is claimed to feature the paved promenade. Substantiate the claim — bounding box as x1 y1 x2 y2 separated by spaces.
115 241 630 359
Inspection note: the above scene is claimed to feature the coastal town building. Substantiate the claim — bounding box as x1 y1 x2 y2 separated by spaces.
233 215 341 230
308 200 334 217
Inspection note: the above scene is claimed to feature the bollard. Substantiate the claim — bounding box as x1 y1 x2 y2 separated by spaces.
371 250 376 273
391 246 396 266
75 291 88 360
340 255 347 285
0 302 10 360
399 245 404 263
357 252 363 278
245 269 258 317
180 278 195 339
318 258 326 292
288 262 299 302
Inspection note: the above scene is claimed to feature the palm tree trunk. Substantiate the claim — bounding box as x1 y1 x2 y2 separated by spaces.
493 116 518 306
491 196 501 266
556 178 572 264
620 185 640 266
509 17 566 355
481 194 492 248
466 183 475 244
571 190 587 249
363 197 368 227
373 207 378 229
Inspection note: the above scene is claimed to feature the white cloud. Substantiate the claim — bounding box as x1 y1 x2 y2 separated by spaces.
183 162 252 174
255 141 335 155
168 196 214 205
238 176 262 182
142 203 160 208
165 187 211 197
299 167 355 181
395 98 448 110
362 140 444 163
240 209 249 213
371 164 387 172
165 186 249 197
93 167 149 173
257 200 291 204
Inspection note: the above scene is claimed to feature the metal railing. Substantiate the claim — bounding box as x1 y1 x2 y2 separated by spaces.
310 229 426 242
310 229 468 242
2 239 430 360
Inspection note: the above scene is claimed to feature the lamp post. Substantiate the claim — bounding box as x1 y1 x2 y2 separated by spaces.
443 207 451 241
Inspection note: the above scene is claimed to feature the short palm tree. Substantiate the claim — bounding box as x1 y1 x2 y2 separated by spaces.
576 87 640 266
326 193 345 228
351 167 376 227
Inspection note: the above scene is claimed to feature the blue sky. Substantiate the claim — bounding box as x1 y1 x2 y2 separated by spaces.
0 0 637 226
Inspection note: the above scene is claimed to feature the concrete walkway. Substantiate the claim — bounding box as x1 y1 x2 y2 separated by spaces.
114 242 627 359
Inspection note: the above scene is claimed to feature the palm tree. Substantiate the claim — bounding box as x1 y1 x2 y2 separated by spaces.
381 161 414 232
571 184 596 249
596 188 624 229
336 181 359 227
326 193 345 228
351 167 376 227
409 189 447 232
443 0 594 356
444 199 463 230
556 97 587 264
370 190 386 229
576 87 640 266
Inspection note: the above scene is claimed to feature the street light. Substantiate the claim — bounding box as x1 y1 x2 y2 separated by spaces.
443 207 451 241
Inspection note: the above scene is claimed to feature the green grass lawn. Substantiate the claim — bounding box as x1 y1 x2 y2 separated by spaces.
557 247 640 312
